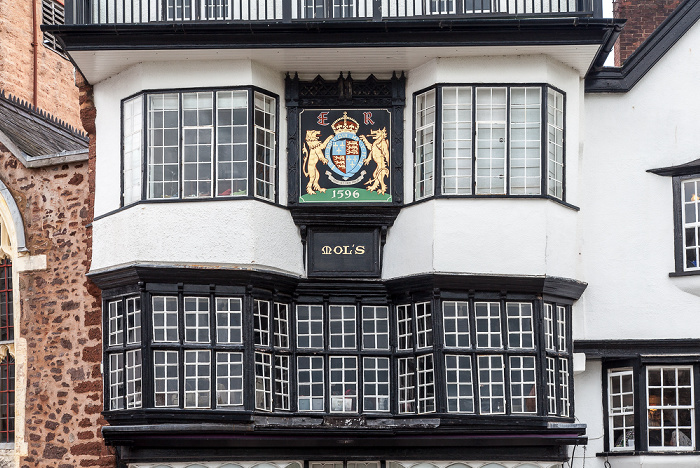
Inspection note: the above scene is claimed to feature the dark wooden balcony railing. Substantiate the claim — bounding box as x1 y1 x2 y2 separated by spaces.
65 0 602 24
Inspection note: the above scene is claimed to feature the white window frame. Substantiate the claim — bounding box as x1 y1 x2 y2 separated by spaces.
297 355 324 411
329 356 358 413
509 355 537 414
274 354 291 410
415 302 432 349
184 350 211 409
397 304 413 351
475 302 501 349
444 354 474 413
255 352 273 411
329 305 356 350
362 306 389 350
215 351 244 407
126 349 142 409
216 297 243 344
442 301 470 348
184 296 210 343
477 354 505 415
682 179 700 271
363 357 390 412
646 366 695 451
109 353 124 410
254 300 271 347
254 92 276 200
414 90 436 200
108 300 123 347
506 302 534 349
296 305 324 349
274 303 290 349
547 88 565 199
152 296 178 343
126 297 142 345
441 86 472 195
154 350 179 407
608 368 635 451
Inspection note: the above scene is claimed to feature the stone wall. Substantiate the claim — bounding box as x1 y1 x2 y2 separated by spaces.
614 0 683 66
0 0 83 131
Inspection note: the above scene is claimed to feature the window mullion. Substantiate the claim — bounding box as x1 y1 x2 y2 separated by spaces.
505 86 511 195
540 86 548 197
471 87 477 195
435 86 443 197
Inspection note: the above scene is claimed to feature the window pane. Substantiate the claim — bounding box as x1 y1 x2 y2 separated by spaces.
441 87 472 195
254 92 276 200
608 369 635 450
475 302 501 348
216 352 243 407
363 357 390 412
108 300 123 347
415 90 435 199
362 306 389 350
126 297 141 345
415 302 433 349
274 303 290 349
216 297 243 344
329 356 357 413
148 93 179 199
399 357 416 414
647 366 694 450
255 352 273 411
152 296 178 343
298 356 324 411
478 355 505 414
510 356 536 413
417 354 435 414
443 301 470 348
216 90 248 197
184 350 211 409
506 302 534 349
445 354 474 413
126 349 142 409
109 353 124 410
397 304 413 350
182 92 214 198
254 300 270 347
184 297 210 343
682 179 700 270
123 95 143 204
475 87 507 194
547 88 564 199
154 350 179 407
510 87 541 195
297 305 324 349
330 305 356 349
559 357 570 417
274 355 291 410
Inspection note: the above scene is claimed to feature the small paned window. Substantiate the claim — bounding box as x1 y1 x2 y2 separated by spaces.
216 297 243 344
556 306 567 352
154 350 179 407
0 258 12 342
0 354 14 443
546 357 557 415
152 296 178 343
414 84 565 201
478 355 505 414
559 357 570 416
475 302 501 348
605 364 696 453
415 302 433 349
126 349 142 409
122 88 277 205
443 301 470 348
255 352 273 411
510 355 536 413
398 357 416 414
608 369 635 450
362 306 389 350
216 352 244 407
682 179 700 270
298 356 324 411
109 353 124 410
330 305 356 349
108 300 124 347
506 303 534 349
254 300 271 346
297 305 324 349
363 357 390 412
544 304 555 351
274 355 291 410
42 0 65 54
329 356 357 412
126 297 141 345
184 297 210 343
647 366 694 450
445 354 474 413
416 354 436 413
397 304 413 350
184 350 211 409
274 303 290 348
414 90 436 200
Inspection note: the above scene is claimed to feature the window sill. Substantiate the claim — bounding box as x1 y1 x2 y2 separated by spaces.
0 442 14 450
405 194 580 211
669 270 700 277
598 450 700 456
668 273 700 298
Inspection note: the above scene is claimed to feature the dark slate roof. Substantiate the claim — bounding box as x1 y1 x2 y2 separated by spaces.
648 158 700 177
586 0 700 92
0 89 88 159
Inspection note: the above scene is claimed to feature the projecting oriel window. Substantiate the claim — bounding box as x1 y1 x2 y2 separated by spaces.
414 84 565 202
121 88 277 206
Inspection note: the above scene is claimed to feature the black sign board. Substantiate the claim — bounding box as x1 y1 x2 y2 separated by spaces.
307 228 380 277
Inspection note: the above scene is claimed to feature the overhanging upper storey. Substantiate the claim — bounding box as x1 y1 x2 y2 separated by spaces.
49 0 623 83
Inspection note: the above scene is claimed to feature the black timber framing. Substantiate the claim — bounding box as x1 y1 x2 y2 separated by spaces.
574 339 700 358
586 0 700 92
47 17 622 62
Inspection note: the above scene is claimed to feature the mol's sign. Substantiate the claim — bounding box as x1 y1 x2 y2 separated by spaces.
299 109 392 204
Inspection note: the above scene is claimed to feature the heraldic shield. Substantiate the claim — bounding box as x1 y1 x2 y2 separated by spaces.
299 109 392 203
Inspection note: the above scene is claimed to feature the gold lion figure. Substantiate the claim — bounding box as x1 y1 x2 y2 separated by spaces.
360 127 390 195
302 130 333 195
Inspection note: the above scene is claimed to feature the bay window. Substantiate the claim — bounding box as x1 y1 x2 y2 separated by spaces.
121 87 277 205
413 84 565 201
104 291 573 420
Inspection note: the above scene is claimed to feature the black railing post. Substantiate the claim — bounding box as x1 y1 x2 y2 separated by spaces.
373 0 381 20
283 0 292 22
591 0 603 17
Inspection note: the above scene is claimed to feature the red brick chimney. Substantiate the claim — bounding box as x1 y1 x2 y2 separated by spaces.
614 0 683 66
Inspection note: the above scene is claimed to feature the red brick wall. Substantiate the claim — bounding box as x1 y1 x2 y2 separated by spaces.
0 0 83 131
614 0 683 66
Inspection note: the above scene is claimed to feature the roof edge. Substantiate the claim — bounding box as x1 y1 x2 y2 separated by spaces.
585 0 700 92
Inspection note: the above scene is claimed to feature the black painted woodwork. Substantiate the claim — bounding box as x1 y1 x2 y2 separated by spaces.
574 339 700 358
307 228 381 277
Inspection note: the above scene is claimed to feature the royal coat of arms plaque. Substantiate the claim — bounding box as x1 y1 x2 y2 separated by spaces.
299 109 392 203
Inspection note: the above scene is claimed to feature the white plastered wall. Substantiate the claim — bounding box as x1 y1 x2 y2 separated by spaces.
383 55 582 280
91 59 304 275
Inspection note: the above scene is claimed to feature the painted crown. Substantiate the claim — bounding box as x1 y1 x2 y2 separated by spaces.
331 112 360 135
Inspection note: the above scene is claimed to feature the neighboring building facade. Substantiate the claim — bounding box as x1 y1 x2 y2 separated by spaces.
47 0 700 467
0 0 115 467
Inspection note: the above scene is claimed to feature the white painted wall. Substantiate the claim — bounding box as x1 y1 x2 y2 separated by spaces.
578 20 700 341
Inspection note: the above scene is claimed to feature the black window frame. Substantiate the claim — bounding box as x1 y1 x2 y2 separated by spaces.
119 86 280 209
602 357 700 454
102 285 575 423
672 174 700 275
411 82 570 207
